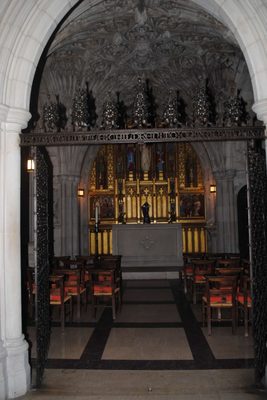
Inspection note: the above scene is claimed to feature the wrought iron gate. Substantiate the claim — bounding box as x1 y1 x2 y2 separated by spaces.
32 146 51 387
247 139 267 384
21 126 267 386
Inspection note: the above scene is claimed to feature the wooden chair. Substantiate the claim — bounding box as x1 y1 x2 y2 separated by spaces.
99 255 122 295
237 275 252 336
88 266 121 320
241 259 251 276
52 268 86 319
215 267 243 277
192 259 216 304
181 260 194 294
202 275 238 335
75 255 95 267
216 258 240 268
49 275 72 331
53 256 71 269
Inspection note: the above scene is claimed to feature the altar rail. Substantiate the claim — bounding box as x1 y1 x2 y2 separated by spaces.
89 223 207 255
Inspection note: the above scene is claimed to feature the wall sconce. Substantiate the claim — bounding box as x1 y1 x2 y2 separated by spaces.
27 158 35 172
210 184 216 194
77 187 85 197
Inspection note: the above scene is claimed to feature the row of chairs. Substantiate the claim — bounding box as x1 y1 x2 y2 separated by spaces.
181 256 252 336
27 254 122 331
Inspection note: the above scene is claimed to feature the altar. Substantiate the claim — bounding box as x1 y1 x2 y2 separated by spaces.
112 224 183 279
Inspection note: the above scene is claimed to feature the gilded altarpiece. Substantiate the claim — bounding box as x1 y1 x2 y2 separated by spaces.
89 143 206 254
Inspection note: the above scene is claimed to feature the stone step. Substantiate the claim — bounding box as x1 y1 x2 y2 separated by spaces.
122 266 181 280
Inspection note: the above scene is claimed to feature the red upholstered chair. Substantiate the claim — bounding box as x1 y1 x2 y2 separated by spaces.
98 255 123 300
49 275 72 331
89 266 121 320
215 267 243 276
202 275 238 335
181 258 194 294
52 256 71 269
53 268 86 319
237 275 252 336
216 258 240 268
192 259 216 304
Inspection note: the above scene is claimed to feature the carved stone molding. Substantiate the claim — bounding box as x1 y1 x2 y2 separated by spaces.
213 169 236 181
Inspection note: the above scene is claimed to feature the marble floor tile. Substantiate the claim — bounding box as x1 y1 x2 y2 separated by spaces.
28 327 94 359
115 303 181 323
102 327 193 360
202 327 254 359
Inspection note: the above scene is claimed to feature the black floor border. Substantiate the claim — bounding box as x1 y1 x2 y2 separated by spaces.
170 280 216 368
112 322 183 328
43 358 254 370
79 309 113 362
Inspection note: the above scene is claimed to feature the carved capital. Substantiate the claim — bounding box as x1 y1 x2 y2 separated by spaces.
213 169 236 180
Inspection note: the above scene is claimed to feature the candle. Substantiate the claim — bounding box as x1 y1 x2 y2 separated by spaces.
95 206 99 224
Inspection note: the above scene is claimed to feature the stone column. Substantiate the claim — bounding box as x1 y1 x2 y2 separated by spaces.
53 174 80 257
213 169 238 253
0 106 31 398
47 145 88 258
0 342 7 399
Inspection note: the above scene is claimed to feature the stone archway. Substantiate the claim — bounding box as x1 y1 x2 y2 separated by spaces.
1 1 267 398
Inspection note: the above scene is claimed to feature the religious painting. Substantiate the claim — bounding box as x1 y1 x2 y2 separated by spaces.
96 149 108 189
179 193 205 218
126 144 136 172
90 195 115 220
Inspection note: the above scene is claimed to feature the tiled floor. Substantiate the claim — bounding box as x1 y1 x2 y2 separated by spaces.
21 279 266 399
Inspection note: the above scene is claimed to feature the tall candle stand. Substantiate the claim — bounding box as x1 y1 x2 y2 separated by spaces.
94 219 99 258
94 205 100 263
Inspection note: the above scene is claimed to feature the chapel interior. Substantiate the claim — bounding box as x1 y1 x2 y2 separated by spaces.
19 0 265 398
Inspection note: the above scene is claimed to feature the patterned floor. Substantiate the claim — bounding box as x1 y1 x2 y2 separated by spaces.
27 279 254 371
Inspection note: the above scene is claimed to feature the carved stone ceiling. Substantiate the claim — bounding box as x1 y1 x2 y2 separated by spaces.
40 0 254 121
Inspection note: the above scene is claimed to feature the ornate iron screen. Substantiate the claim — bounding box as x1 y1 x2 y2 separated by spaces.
32 146 51 388
20 127 267 385
247 140 267 383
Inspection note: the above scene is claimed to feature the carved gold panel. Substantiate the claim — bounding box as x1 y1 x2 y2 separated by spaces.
89 143 205 227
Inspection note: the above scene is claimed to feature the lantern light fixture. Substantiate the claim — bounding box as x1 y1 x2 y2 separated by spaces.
77 187 85 197
210 184 216 193
27 158 35 172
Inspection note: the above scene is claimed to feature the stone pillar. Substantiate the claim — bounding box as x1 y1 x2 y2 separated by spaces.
0 106 31 398
213 169 238 253
53 174 80 257
0 342 7 399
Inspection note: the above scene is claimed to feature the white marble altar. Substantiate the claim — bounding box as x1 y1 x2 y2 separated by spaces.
112 224 183 278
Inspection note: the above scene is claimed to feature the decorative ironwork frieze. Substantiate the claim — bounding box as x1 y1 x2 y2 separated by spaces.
224 89 249 127
101 92 119 130
162 89 180 128
20 126 265 147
